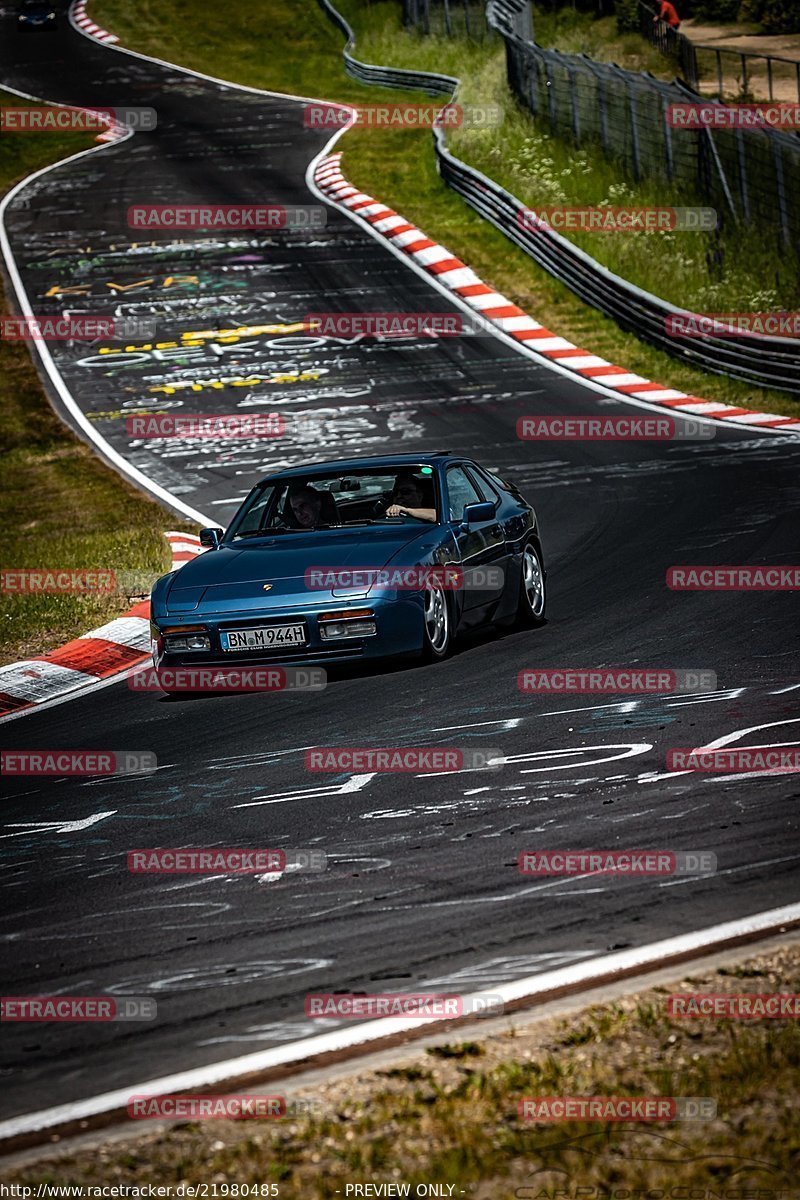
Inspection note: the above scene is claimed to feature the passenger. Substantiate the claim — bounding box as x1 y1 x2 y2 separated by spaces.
287 484 324 529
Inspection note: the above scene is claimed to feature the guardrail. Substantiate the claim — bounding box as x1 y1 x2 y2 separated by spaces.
317 0 800 394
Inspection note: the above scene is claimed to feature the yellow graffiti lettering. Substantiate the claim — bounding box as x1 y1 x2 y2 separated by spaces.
106 279 156 293
45 285 91 297
162 275 201 288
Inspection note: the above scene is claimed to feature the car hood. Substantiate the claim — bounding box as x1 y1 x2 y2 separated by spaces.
163 527 442 613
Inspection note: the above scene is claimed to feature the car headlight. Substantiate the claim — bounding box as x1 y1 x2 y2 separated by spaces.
164 634 211 651
319 609 376 640
158 623 211 652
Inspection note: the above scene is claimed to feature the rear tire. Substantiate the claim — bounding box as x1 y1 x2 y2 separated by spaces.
421 583 453 661
515 542 546 627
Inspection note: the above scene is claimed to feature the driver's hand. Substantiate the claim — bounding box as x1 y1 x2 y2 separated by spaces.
386 504 406 517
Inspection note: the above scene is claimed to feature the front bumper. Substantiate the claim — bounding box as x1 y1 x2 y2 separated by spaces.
151 595 424 671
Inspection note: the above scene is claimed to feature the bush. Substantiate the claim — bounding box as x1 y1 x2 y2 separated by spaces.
616 0 640 32
762 0 800 31
690 0 741 20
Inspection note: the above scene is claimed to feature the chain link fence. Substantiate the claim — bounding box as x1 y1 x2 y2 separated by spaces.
490 4 800 250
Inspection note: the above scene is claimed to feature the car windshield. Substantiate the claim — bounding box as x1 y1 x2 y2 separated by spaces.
228 467 440 539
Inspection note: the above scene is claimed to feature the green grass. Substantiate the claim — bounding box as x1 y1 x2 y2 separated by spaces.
6 943 799 1195
89 0 800 418
0 91 190 663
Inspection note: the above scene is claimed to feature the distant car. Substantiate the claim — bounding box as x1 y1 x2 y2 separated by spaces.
149 453 546 689
17 0 59 29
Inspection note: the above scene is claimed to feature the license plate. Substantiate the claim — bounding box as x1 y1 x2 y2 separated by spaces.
220 624 306 651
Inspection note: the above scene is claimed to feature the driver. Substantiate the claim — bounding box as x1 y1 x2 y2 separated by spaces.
386 473 437 523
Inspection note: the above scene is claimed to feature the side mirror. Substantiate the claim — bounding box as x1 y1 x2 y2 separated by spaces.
199 527 223 548
462 502 495 526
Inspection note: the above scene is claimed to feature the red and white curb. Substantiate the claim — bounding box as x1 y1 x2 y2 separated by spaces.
0 533 202 721
70 0 118 44
314 153 800 435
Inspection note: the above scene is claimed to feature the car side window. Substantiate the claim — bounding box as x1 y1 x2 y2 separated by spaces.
466 466 500 505
446 466 483 522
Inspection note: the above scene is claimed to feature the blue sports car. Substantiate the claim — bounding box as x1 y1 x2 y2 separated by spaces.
16 0 59 30
150 453 545 689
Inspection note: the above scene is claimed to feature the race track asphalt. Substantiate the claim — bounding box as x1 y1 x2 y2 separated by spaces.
1 4 799 1121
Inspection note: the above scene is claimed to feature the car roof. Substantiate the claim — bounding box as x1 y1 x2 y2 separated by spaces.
259 452 468 484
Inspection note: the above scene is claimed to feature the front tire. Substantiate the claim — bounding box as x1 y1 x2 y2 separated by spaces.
421 583 453 660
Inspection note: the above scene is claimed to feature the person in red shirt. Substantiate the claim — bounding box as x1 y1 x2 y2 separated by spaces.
654 0 681 29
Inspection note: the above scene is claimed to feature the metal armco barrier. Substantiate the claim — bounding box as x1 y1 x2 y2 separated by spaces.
318 0 800 394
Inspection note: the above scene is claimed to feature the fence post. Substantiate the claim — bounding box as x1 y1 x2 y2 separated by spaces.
772 139 791 247
767 57 773 101
569 67 580 140
740 53 748 96
545 56 556 131
736 130 750 224
716 49 723 97
662 96 674 180
597 75 609 152
629 84 641 181
443 0 451 37
704 128 738 222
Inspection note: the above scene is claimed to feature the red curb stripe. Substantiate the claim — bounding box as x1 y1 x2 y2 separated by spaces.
453 284 494 297
35 638 147 677
581 364 629 377
614 381 669 393
384 223 416 238
428 258 466 275
366 209 398 224
550 347 596 359
512 328 559 340
482 305 527 320
405 238 437 253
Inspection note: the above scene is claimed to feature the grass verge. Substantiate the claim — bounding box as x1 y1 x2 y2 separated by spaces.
89 0 800 418
4 942 798 1193
0 91 190 664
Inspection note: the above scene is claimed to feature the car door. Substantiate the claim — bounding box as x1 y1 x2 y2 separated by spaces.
444 464 505 616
